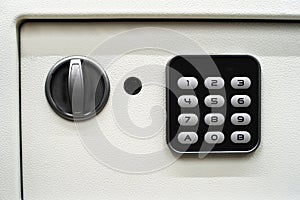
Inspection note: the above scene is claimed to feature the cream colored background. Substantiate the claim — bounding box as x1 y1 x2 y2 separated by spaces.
1 0 300 199
21 22 300 200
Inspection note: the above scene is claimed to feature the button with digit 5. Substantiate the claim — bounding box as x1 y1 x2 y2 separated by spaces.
204 95 225 107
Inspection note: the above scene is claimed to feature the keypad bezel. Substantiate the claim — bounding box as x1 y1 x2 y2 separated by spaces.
166 55 261 153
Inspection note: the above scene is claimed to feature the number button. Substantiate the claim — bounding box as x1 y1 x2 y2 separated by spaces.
178 114 198 126
231 77 251 89
204 77 225 89
177 77 198 89
204 132 225 144
204 95 225 107
231 95 251 107
231 113 251 125
178 95 198 108
178 132 198 144
204 113 225 126
231 131 251 143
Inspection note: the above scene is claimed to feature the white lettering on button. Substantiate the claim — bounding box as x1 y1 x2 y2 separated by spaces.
204 95 225 107
231 95 251 107
204 132 225 144
177 77 198 89
178 95 198 108
231 77 251 89
204 77 225 89
178 132 198 144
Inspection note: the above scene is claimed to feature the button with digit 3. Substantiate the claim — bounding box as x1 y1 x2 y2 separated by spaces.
231 77 251 89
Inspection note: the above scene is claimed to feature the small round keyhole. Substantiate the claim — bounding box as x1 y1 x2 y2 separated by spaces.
124 77 142 95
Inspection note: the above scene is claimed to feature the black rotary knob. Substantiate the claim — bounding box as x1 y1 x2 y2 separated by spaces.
45 56 110 121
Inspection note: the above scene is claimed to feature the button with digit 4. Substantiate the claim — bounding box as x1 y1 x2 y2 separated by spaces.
177 77 198 89
204 77 224 89
231 77 251 89
231 95 251 107
178 95 198 108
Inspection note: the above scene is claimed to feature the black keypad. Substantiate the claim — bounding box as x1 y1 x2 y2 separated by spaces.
166 55 261 153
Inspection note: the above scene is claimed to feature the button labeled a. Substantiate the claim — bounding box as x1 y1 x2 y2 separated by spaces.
178 132 198 144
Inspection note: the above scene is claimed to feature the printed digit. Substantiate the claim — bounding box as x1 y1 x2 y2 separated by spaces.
237 80 245 86
211 80 218 86
237 116 245 122
237 98 245 105
184 98 191 104
185 116 191 123
211 116 218 123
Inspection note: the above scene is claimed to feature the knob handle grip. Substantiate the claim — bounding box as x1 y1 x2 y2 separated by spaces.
68 59 84 116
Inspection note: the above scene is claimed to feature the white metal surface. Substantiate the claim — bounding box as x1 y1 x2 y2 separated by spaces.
20 22 300 200
1 0 300 199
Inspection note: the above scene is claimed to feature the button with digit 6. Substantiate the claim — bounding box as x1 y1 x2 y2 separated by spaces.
231 95 251 107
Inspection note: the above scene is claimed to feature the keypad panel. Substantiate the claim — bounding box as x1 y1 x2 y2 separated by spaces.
166 55 260 153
